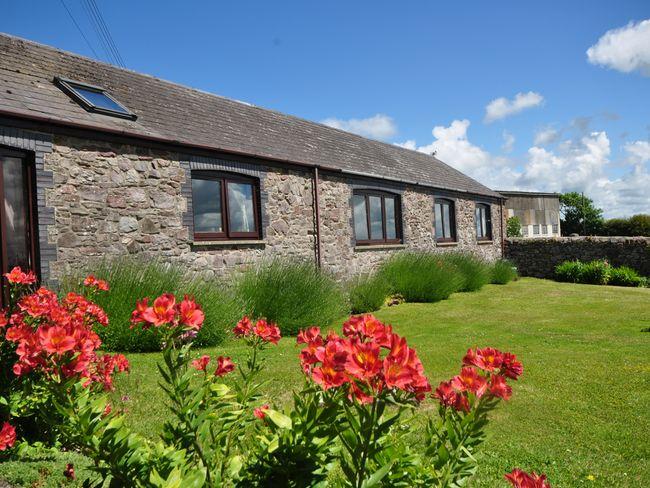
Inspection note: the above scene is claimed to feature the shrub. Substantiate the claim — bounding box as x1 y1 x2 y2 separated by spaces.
579 260 611 285
491 259 518 284
379 252 463 302
60 258 241 352
445 253 491 292
234 259 347 336
506 216 523 237
608 266 647 287
555 260 584 283
347 273 390 314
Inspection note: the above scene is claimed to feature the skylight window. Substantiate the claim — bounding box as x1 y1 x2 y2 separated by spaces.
54 77 136 120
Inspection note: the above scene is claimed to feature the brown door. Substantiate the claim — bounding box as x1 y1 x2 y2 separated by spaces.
0 148 38 305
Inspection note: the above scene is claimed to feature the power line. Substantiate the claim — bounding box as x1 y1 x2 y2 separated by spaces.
58 0 100 59
88 0 125 66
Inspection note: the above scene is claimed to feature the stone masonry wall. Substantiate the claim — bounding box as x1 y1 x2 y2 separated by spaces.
505 236 650 278
43 134 502 282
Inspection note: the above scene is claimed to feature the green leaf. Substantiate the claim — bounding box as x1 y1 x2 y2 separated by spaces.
265 408 293 429
361 461 394 488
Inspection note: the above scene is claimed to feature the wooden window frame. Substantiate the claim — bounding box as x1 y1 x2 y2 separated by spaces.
191 170 261 241
434 198 457 243
352 190 402 245
0 147 39 307
475 203 492 241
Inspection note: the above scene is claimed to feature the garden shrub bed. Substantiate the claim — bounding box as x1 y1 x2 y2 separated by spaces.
555 259 647 287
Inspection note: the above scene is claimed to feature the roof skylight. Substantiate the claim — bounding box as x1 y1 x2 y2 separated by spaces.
54 77 136 120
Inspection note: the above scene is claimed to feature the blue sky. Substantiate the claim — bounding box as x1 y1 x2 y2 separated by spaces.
2 0 649 217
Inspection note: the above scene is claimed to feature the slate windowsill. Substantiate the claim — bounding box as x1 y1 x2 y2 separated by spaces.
191 240 266 248
354 244 407 252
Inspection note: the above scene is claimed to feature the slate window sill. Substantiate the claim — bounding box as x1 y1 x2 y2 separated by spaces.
191 240 266 248
477 240 494 245
436 241 458 247
354 244 407 252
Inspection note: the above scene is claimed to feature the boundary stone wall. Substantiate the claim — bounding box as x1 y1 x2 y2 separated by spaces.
504 236 650 278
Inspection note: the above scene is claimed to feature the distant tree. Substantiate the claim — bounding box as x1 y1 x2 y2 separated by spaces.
506 216 522 237
559 192 604 236
603 214 650 236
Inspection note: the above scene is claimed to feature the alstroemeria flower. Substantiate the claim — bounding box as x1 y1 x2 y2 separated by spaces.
233 316 253 337
141 293 176 326
38 326 77 355
253 319 281 344
253 404 269 419
0 422 16 451
83 275 109 291
4 266 36 285
214 356 235 377
489 374 512 400
178 296 205 330
191 355 211 371
505 469 551 488
451 367 488 398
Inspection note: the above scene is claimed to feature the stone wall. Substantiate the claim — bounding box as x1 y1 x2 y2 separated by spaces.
505 236 650 278
42 134 503 282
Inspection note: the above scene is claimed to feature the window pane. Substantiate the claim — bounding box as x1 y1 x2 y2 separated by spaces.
353 195 369 241
2 157 30 269
74 86 130 113
227 182 256 233
369 196 383 240
443 203 452 238
434 203 443 238
192 178 223 233
385 197 396 239
481 207 487 238
475 207 483 238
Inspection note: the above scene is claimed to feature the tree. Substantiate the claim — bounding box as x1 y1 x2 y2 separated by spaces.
603 214 650 236
559 192 604 236
506 216 522 237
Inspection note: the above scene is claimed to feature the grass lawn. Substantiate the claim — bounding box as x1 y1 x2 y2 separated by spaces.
2 278 649 487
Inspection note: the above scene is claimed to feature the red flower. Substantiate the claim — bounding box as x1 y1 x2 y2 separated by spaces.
501 352 524 380
489 374 512 400
346 340 382 381
0 313 7 329
505 469 551 488
191 355 211 371
348 382 374 404
463 347 504 372
0 422 16 451
214 356 235 377
451 367 488 398
233 316 253 337
130 298 149 327
253 319 281 344
83 274 109 291
141 294 176 326
4 266 36 285
178 296 205 330
38 326 76 355
253 404 269 419
312 365 349 390
297 326 323 346
63 463 76 480
343 314 392 347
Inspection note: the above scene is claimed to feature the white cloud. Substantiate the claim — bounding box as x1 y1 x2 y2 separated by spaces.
397 119 650 217
587 19 650 76
321 114 397 140
533 127 560 146
394 139 416 151
484 91 544 123
502 130 515 153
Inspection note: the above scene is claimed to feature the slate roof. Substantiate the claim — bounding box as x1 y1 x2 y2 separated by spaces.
0 33 501 198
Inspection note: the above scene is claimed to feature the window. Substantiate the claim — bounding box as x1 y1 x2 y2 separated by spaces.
533 224 540 235
434 198 456 242
522 226 529 236
352 190 401 244
54 77 136 120
475 203 492 240
1 148 38 307
552 224 559 234
191 171 261 241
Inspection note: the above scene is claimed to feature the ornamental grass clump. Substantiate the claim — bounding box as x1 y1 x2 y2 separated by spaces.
347 272 391 314
235 259 347 336
379 252 463 302
444 252 491 292
491 259 519 284
608 266 647 287
60 257 241 352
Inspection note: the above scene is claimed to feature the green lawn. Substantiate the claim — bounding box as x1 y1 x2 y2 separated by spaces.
2 278 649 487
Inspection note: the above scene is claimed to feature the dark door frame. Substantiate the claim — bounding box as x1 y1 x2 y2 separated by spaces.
0 146 40 306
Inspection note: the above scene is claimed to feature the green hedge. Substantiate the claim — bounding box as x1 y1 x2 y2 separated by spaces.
555 259 647 287
347 272 391 314
234 259 348 336
60 258 242 352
